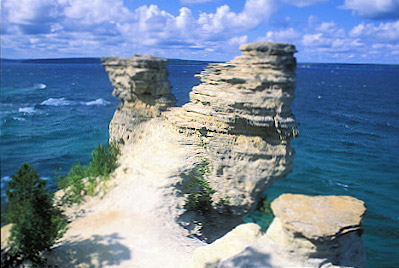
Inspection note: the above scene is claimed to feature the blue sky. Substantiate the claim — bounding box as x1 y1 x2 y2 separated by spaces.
1 0 398 63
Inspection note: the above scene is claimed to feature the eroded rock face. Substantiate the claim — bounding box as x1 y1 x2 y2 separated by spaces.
191 223 262 267
192 194 367 268
167 42 298 215
263 194 367 267
101 55 176 143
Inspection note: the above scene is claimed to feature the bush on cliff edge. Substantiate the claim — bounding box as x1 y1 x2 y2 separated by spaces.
6 163 67 266
58 142 120 205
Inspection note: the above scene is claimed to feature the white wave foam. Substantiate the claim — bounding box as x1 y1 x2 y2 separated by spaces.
41 97 72 106
1 176 11 199
13 117 26 121
19 106 36 114
335 181 349 190
1 176 11 183
33 83 47 89
84 98 110 106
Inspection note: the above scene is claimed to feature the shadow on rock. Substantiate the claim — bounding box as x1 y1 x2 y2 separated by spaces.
46 233 131 268
217 247 271 268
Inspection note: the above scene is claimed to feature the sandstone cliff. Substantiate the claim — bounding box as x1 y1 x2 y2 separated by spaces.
192 194 366 268
15 42 367 268
101 55 176 144
167 42 298 215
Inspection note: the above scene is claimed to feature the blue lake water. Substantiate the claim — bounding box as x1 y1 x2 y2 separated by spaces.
1 60 398 267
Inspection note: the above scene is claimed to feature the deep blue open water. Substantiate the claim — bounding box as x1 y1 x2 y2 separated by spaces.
1 60 398 267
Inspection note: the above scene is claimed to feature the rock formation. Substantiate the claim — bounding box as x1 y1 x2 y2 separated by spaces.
101 55 175 144
1 42 368 268
167 42 298 215
66 42 368 268
191 194 367 268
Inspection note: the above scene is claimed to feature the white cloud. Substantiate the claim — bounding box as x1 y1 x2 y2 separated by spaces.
350 21 399 42
261 28 300 43
2 0 399 63
282 0 327 7
180 0 218 3
3 0 59 25
228 35 249 45
341 0 399 19
61 0 130 24
198 0 276 35
298 19 399 62
316 22 345 37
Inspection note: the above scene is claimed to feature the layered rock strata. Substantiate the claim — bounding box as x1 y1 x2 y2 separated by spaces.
101 55 175 143
192 194 367 268
167 42 298 215
24 43 367 268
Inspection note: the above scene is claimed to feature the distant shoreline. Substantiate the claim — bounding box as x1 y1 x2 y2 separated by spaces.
0 58 220 65
2 57 398 67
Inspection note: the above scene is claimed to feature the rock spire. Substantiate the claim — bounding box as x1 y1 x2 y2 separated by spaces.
167 42 298 214
101 55 175 143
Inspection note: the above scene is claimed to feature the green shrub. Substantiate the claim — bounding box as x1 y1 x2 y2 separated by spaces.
58 142 120 205
88 142 120 178
57 163 88 205
259 198 273 216
6 163 67 265
185 159 216 213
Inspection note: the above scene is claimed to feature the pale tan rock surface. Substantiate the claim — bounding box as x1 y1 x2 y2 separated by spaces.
217 194 367 268
270 194 366 240
191 223 261 268
101 55 176 144
46 120 206 268
1 224 12 249
166 42 298 215
42 43 367 268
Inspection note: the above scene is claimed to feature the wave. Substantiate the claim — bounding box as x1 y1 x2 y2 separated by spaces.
1 176 11 199
324 179 349 191
12 117 26 121
1 176 11 183
84 98 110 106
18 106 37 114
33 83 47 89
41 97 73 106
1 176 55 200
40 97 110 107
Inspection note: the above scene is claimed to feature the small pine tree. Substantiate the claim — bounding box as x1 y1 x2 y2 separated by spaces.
88 142 120 177
6 163 67 265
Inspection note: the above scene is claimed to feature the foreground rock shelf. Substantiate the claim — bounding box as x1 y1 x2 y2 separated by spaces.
192 194 366 268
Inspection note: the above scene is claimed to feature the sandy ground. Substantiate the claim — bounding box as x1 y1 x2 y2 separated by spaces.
47 120 205 268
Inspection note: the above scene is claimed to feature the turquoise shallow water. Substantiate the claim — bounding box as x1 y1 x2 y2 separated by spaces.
1 60 398 267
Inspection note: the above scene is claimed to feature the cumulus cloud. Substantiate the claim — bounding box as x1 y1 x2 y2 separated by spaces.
228 35 249 46
180 0 218 3
257 17 398 62
298 19 399 62
2 0 280 60
261 28 300 43
350 21 399 42
341 0 399 19
2 0 399 63
282 0 327 7
197 0 276 35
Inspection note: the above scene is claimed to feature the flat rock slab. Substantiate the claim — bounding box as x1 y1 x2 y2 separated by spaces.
271 194 366 241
